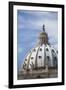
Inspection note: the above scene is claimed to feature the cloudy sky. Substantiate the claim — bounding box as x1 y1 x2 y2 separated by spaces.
17 10 58 70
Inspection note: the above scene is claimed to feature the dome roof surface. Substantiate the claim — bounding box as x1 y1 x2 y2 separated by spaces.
22 44 58 70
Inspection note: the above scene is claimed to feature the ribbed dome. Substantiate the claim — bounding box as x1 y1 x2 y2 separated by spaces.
22 25 58 71
22 44 57 70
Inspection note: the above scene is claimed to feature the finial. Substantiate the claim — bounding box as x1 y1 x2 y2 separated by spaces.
43 24 45 32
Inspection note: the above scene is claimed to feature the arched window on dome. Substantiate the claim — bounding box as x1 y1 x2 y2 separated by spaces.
23 63 26 69
52 49 56 57
46 48 49 51
38 56 42 59
57 50 58 53
47 56 50 67
23 64 25 69
40 48 42 51
31 57 33 59
53 57 57 68
30 62 34 70
24 62 26 66
52 49 55 53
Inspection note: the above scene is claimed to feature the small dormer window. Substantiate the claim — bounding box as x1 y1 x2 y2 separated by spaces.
46 48 48 51
54 57 57 60
31 57 33 59
57 50 58 53
40 48 42 51
47 56 49 59
52 49 54 52
39 56 42 59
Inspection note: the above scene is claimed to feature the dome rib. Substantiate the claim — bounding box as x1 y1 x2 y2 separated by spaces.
35 46 41 69
46 45 53 67
44 45 46 67
28 46 40 69
26 50 33 70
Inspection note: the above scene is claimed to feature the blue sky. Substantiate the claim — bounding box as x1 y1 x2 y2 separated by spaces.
17 10 58 70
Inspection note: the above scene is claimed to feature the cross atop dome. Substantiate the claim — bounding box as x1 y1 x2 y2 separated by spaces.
43 24 45 32
39 24 48 45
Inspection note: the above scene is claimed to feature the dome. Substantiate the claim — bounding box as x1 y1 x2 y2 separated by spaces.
22 44 57 70
22 25 58 71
